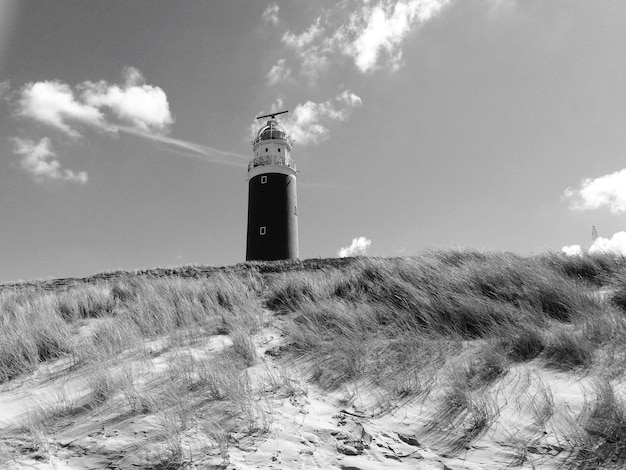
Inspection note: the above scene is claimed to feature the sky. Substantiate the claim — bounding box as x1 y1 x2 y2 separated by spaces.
0 0 625 282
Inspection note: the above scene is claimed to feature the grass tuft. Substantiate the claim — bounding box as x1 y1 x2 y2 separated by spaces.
571 379 626 468
544 329 594 370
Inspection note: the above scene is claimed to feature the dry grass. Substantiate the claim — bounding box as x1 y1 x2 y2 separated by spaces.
570 379 626 468
0 269 270 468
0 272 263 383
266 252 617 393
530 377 555 429
2 249 626 467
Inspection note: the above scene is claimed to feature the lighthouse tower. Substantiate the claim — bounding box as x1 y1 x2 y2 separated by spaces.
246 111 299 261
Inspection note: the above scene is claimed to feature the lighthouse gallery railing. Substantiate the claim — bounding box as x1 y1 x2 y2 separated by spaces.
248 155 296 172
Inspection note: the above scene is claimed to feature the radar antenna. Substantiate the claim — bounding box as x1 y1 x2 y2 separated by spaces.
256 110 289 120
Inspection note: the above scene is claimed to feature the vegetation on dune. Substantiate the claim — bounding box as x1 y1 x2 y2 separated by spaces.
0 273 264 384
2 250 626 467
268 251 617 386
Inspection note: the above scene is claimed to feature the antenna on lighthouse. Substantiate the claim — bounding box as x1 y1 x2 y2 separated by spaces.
256 110 289 120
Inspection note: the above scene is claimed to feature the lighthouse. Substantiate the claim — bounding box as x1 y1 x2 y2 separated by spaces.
246 111 299 261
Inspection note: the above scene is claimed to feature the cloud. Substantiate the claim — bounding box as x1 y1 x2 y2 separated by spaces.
282 20 324 50
262 3 280 26
10 68 245 183
561 245 583 257
336 89 363 107
338 236 372 257
281 19 329 82
11 137 87 184
562 231 626 257
278 0 450 80
589 232 626 256
266 59 292 86
117 126 248 168
18 81 105 137
0 80 10 100
341 0 450 72
81 67 173 133
563 168 626 214
16 67 173 137
278 90 362 145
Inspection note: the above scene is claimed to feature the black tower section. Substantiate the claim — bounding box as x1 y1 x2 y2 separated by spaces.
246 173 298 261
246 116 299 261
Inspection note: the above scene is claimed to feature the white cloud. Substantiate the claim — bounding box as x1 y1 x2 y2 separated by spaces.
300 52 330 84
281 20 329 83
562 232 626 257
262 3 280 26
282 20 324 50
10 68 243 178
279 90 362 145
561 245 583 257
18 81 104 137
16 67 173 137
342 0 450 72
563 168 626 214
266 59 292 86
589 232 626 256
81 66 173 133
11 137 87 184
338 236 372 257
336 89 363 107
278 0 450 80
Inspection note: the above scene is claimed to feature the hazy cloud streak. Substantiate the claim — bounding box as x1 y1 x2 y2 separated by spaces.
117 126 248 168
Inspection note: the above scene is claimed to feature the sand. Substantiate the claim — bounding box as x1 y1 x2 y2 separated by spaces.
0 313 596 469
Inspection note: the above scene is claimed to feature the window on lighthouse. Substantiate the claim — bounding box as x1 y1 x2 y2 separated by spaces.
260 226 266 235
261 176 267 184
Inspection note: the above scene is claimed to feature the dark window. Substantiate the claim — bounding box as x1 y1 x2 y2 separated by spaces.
265 148 268 152
278 148 281 152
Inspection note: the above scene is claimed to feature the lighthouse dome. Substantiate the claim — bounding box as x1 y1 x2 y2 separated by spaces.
256 119 288 142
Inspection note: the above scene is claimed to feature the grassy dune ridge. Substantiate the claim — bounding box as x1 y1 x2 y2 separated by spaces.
2 250 626 468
